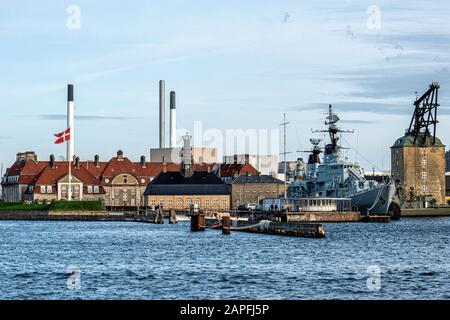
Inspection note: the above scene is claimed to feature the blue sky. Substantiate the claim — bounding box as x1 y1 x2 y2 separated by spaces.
1 0 449 172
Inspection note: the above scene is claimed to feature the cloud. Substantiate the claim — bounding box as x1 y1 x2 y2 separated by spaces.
340 119 379 124
37 114 132 121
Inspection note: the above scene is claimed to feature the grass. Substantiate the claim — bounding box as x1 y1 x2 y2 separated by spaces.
0 200 104 211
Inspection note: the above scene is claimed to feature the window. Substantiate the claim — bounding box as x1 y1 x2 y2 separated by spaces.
421 172 427 179
213 199 219 208
87 186 93 193
62 186 67 192
422 185 428 193
115 189 119 196
94 186 99 194
177 198 183 208
205 199 210 208
159 200 164 207
186 198 192 207
151 199 157 206
222 199 227 207
168 200 173 208
40 186 46 193
421 159 427 166
46 186 52 193
195 199 201 206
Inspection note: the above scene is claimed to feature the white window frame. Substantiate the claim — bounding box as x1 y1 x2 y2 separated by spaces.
46 186 52 193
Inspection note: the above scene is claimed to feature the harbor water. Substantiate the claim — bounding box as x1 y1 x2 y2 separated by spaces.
1 218 449 300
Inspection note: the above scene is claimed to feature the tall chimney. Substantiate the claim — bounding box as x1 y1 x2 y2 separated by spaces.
159 80 165 148
50 154 56 169
170 91 176 148
94 155 100 167
67 84 75 161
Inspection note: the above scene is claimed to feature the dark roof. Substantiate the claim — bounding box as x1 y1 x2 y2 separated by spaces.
143 171 230 196
392 133 445 148
232 175 284 184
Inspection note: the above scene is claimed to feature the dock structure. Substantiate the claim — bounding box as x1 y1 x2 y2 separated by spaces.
361 215 390 223
204 217 325 238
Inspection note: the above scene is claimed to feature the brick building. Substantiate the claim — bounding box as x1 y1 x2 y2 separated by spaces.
1 150 212 207
446 150 450 172
230 175 285 209
391 133 446 205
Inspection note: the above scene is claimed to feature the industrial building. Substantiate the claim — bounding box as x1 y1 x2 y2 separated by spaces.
149 80 217 164
391 83 446 206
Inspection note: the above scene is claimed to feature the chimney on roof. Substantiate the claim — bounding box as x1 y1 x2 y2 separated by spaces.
244 154 250 164
75 156 80 169
50 154 56 169
233 155 238 164
140 155 146 168
162 155 167 173
94 155 100 167
17 152 37 162
117 150 124 159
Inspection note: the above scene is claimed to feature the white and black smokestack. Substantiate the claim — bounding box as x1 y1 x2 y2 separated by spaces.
159 80 165 148
67 84 75 161
170 91 176 148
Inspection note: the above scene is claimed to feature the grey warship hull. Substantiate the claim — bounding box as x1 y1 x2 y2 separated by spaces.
350 183 396 215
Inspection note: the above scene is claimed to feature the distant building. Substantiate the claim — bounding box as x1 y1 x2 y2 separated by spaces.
223 154 278 176
391 133 446 205
144 135 231 211
150 147 217 164
230 174 285 209
215 162 259 184
446 150 450 172
278 159 306 181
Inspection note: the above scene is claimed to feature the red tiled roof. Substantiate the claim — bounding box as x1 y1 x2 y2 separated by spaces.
34 164 102 186
3 154 218 189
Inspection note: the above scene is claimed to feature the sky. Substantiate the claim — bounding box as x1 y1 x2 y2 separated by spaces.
1 0 449 173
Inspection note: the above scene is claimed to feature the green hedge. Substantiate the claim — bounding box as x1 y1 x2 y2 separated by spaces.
49 200 104 211
0 201 104 211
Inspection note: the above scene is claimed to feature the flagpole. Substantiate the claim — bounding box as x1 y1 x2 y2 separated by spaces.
68 153 72 201
67 84 74 202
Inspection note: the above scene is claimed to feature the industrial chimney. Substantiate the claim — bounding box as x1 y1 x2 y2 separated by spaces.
159 80 165 148
170 91 176 148
67 84 75 161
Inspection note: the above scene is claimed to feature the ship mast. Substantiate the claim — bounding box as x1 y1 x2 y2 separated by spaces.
280 113 291 202
312 105 353 157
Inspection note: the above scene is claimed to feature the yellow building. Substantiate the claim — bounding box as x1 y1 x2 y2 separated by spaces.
143 171 230 211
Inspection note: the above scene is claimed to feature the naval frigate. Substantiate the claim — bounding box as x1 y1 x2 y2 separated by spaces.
289 105 399 217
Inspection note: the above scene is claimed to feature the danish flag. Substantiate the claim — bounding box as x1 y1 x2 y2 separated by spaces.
54 128 71 144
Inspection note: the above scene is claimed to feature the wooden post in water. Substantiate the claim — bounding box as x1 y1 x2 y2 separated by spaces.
222 215 231 235
191 212 206 231
169 208 177 224
155 206 164 224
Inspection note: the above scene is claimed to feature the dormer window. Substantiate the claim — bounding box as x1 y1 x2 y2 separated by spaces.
94 186 99 194
40 186 46 193
87 186 93 193
46 186 52 193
